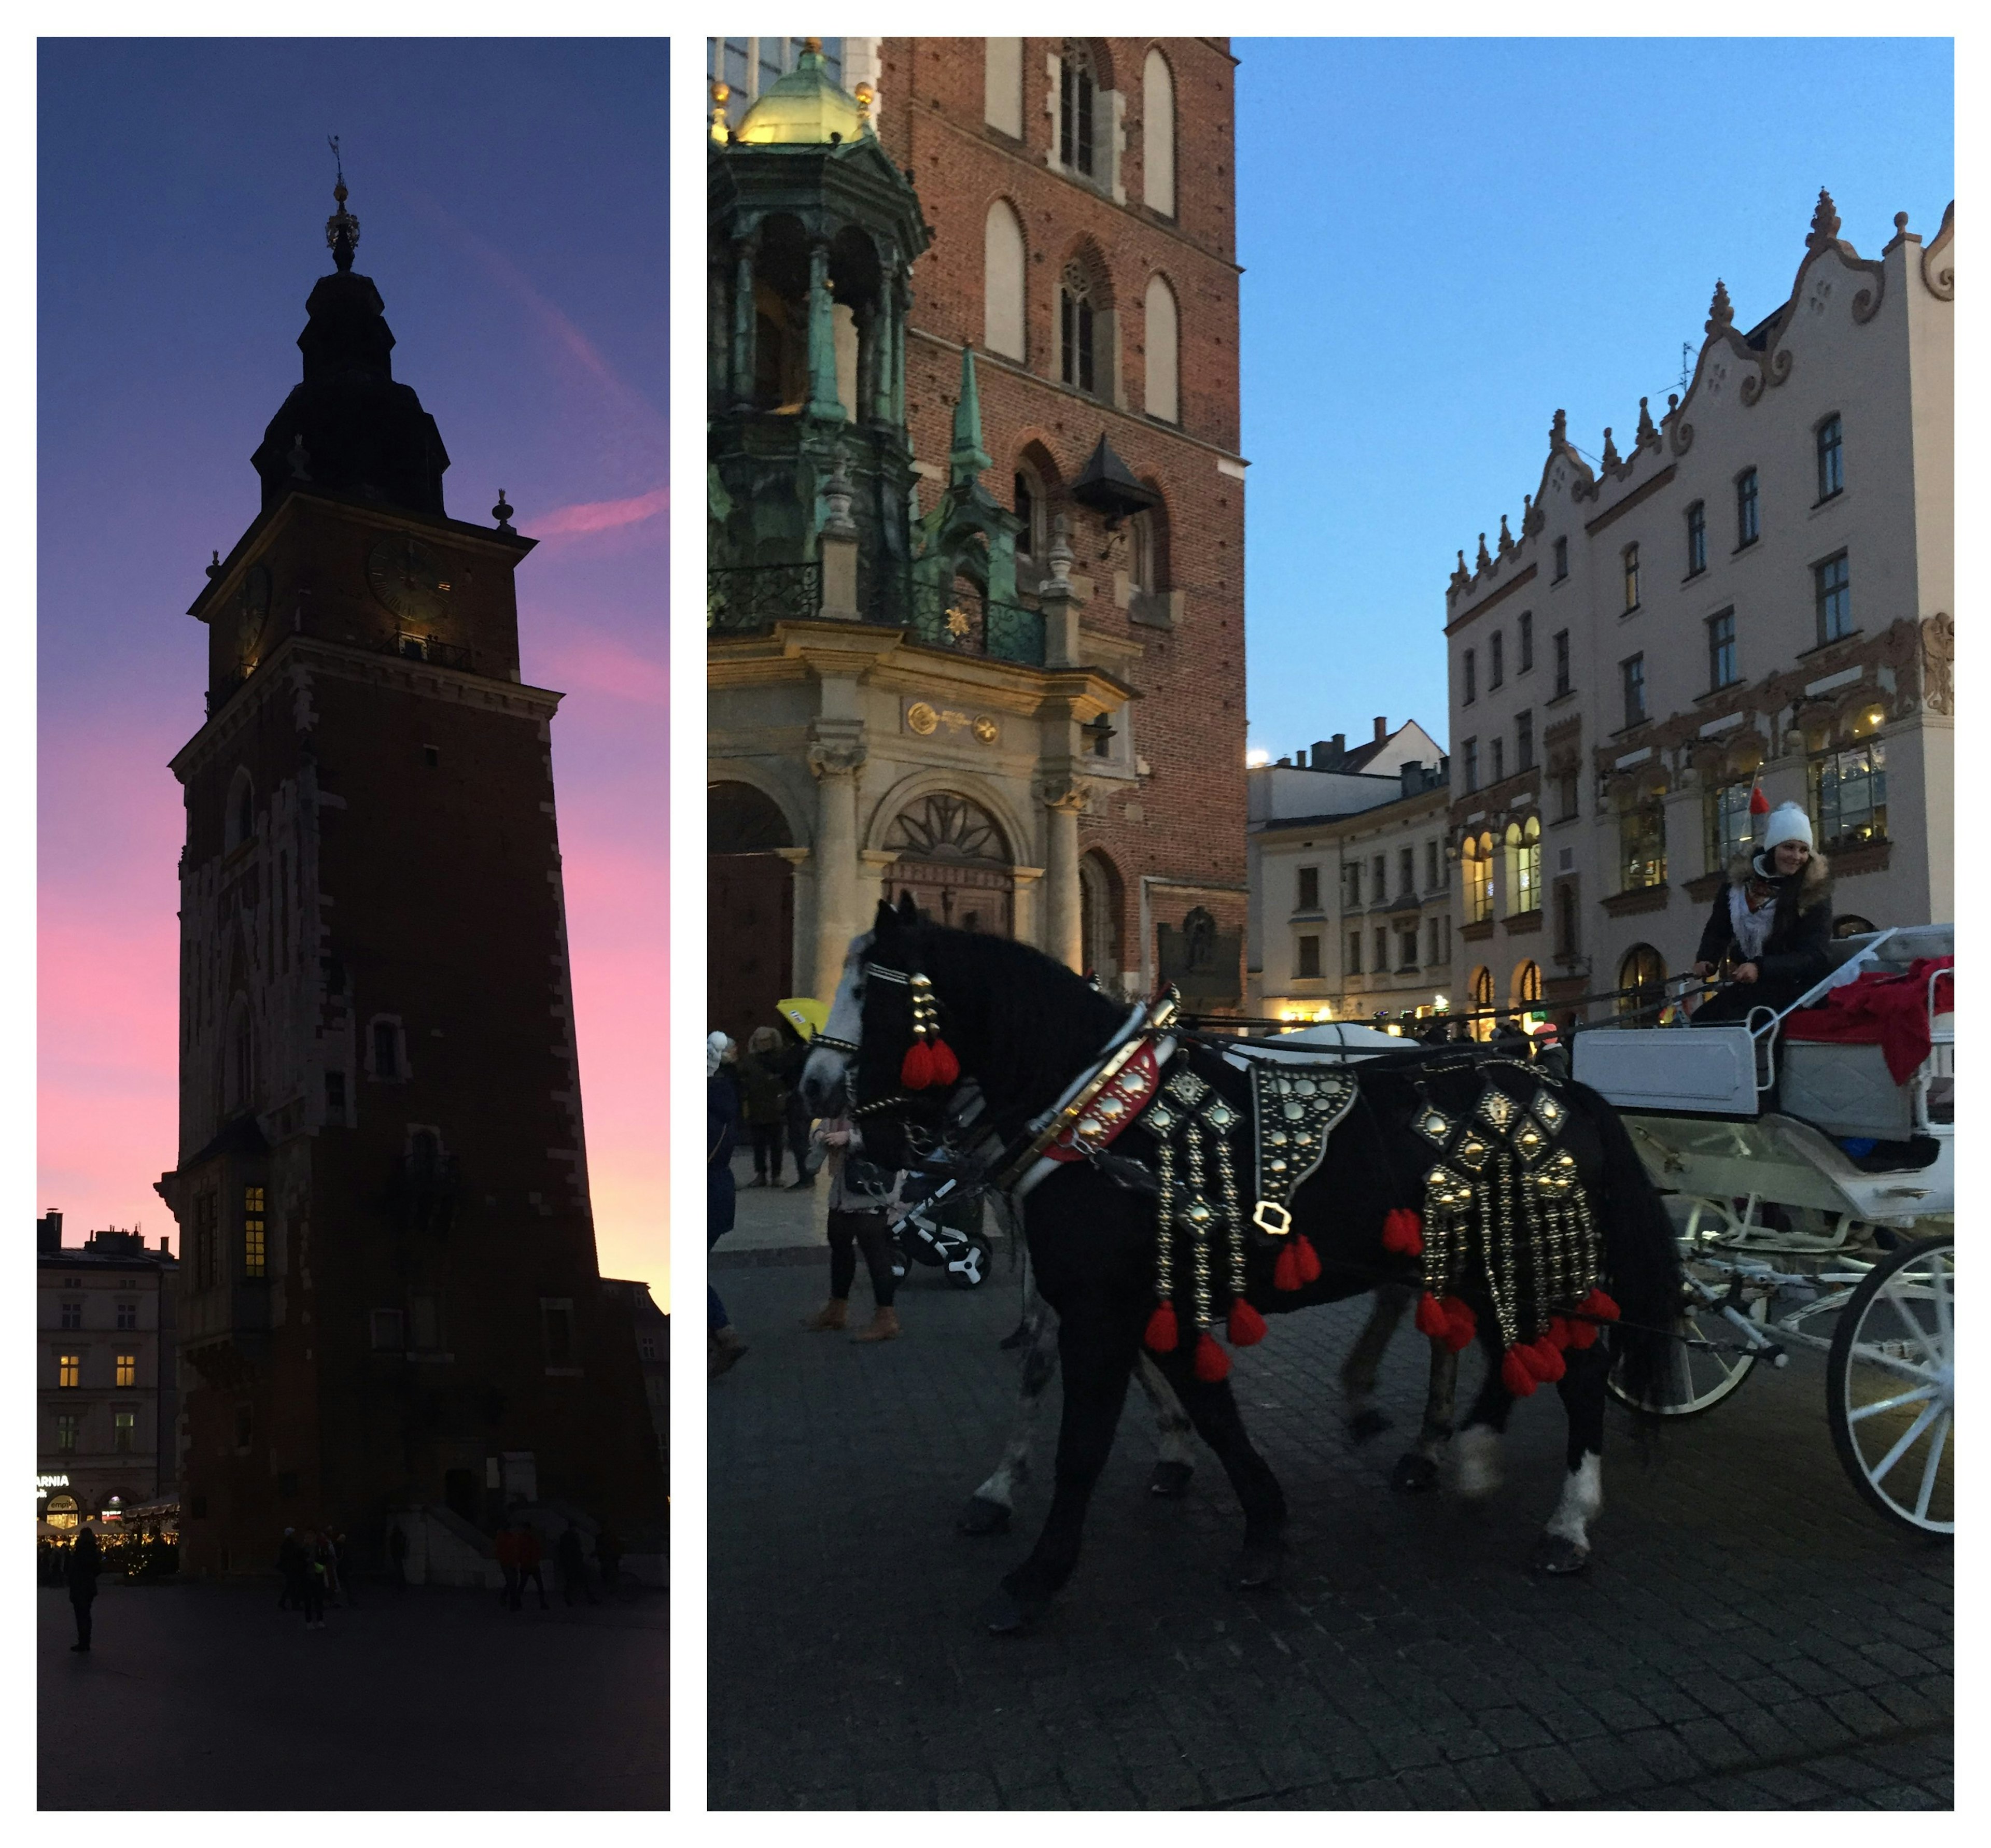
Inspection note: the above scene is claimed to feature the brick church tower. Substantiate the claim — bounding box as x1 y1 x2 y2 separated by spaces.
157 177 665 1574
708 38 1247 1019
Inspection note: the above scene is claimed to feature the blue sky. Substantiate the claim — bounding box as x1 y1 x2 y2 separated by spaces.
38 38 669 1294
1236 36 1954 763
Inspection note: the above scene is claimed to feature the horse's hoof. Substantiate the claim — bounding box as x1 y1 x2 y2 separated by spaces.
1148 1460 1194 1499
1236 1536 1285 1590
1531 1534 1591 1576
1346 1408 1390 1445
1391 1453 1439 1494
957 1496 1012 1536
979 1586 1040 1634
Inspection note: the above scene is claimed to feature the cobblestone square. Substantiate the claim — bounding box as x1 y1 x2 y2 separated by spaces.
709 1230 1951 1810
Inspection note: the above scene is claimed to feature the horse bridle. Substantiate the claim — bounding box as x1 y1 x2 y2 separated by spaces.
815 961 951 1123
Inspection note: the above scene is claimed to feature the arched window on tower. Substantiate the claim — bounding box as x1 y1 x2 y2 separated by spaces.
1142 49 1176 217
1143 274 1179 424
983 200 1027 361
984 37 1023 137
1059 263 1096 395
1013 464 1045 561
1058 41 1097 177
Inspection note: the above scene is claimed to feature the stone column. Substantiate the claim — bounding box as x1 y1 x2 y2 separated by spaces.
1039 513 1084 668
805 241 844 424
729 235 758 410
809 738 867 998
1036 776 1088 971
817 449 860 620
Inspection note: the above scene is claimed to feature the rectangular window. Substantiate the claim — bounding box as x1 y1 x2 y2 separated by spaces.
1343 863 1361 908
1814 551 1852 643
1810 742 1888 853
1516 711 1534 773
1426 916 1439 966
373 1021 400 1079
1425 841 1439 890
1491 737 1505 783
1623 543 1641 611
1554 881 1579 958
1398 929 1419 971
1372 854 1386 895
411 1295 441 1352
1553 535 1568 581
1463 648 1476 704
1296 865 1320 912
1347 932 1363 975
1463 738 1479 793
639 1335 658 1362
1736 468 1759 546
1373 927 1389 972
1817 414 1843 501
1620 801 1667 891
114 1410 135 1453
55 1414 78 1454
60 1300 81 1331
1518 612 1533 673
1295 935 1322 980
1465 842 1493 924
1686 501 1707 575
1705 780 1757 871
1553 629 1571 697
115 1352 136 1388
542 1301 576 1369
370 1308 405 1352
1397 848 1414 895
1621 654 1646 729
325 1071 346 1111
243 1185 266 1279
58 1353 80 1389
1557 772 1579 822
1490 633 1504 688
116 1301 137 1330
1707 609 1737 689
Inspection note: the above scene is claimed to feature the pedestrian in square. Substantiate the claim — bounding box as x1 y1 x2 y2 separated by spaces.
320 1530 342 1607
737 1025 791 1186
65 1526 102 1652
387 1521 409 1596
494 1522 522 1611
277 1526 303 1610
709 1030 748 1379
556 1522 597 1605
801 1112 902 1342
517 1520 549 1610
300 1528 328 1629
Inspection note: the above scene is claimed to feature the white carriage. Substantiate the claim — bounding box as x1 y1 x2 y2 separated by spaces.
1572 925 1954 1535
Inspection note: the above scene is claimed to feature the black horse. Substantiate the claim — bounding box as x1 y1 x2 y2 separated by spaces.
803 899 1683 1634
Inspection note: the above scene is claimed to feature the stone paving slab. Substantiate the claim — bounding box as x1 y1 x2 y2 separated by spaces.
40 1575 668 1809
709 1253 1951 1810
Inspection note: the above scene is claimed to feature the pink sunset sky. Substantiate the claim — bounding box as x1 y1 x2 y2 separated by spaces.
39 41 670 1303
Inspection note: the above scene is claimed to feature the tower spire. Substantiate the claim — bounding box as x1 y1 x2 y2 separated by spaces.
325 135 360 274
949 345 991 484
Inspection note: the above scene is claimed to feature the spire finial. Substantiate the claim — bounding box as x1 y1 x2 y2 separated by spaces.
949 344 991 483
206 550 222 580
492 489 515 534
710 80 731 143
325 135 360 273
1807 186 1842 251
1706 278 1734 332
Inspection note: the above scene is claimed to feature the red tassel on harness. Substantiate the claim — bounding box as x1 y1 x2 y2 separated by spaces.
1414 1292 1449 1339
1442 1297 1478 1351
1502 1346 1539 1397
1547 1316 1574 1349
901 1040 936 1090
1563 1314 1600 1350
1194 1332 1231 1383
1293 1234 1323 1285
1528 1336 1567 1383
1227 1299 1267 1347
1144 1300 1179 1353
1381 1208 1424 1257
925 1037 960 1087
1272 1243 1301 1292
1579 1287 1621 1323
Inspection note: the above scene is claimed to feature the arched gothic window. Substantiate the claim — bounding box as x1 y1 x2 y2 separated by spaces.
983 200 1027 360
1143 273 1179 424
1059 41 1096 176
1503 813 1541 916
1142 49 1176 216
1059 263 1096 395
1618 943 1667 1027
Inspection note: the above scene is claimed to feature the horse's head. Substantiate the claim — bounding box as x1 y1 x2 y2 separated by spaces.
798 894 964 1166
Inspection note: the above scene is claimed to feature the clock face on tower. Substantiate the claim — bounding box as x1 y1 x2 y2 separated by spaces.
366 535 451 623
235 564 272 658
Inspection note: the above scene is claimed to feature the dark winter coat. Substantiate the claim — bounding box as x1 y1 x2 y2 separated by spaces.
65 1533 102 1602
734 1051 789 1125
708 1071 739 1241
1693 852 1833 1019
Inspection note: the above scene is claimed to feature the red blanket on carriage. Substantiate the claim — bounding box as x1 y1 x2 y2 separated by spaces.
1781 956 1953 1084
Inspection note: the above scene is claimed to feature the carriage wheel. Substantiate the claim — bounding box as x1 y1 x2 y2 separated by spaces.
1606 1258 1769 1416
947 1233 994 1290
1827 1235 1953 1536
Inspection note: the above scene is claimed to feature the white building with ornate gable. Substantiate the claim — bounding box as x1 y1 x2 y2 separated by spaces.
1441 192 1953 1023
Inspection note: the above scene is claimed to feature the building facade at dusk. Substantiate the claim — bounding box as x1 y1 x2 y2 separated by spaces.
708 38 1247 1030
153 181 666 1574
1442 194 1954 1025
37 1214 180 1529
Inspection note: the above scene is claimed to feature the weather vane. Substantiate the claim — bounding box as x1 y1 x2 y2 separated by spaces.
324 134 360 271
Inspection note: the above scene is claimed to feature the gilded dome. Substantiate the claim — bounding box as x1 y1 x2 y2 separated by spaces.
736 41 868 146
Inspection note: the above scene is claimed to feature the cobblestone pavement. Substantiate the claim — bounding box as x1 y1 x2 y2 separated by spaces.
709 1250 1951 1810
40 1575 668 1809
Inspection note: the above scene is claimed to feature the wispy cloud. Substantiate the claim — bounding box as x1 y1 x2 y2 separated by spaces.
534 484 669 539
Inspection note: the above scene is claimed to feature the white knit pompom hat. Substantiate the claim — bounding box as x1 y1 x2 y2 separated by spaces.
707 1030 733 1077
1760 802 1813 851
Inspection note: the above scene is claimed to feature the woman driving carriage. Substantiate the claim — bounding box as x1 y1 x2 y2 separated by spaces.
1690 802 1833 1024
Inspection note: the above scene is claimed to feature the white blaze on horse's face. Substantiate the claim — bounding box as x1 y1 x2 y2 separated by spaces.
800 929 873 1113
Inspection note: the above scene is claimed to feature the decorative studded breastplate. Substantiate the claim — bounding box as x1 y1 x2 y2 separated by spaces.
1247 1063 1358 1236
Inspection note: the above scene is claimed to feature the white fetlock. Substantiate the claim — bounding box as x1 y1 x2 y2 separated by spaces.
1452 1423 1505 1499
1544 1452 1603 1548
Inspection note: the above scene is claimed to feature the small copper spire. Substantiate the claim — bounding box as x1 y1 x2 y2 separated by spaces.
325 134 360 273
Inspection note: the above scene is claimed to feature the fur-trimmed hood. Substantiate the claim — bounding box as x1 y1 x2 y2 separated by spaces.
1727 851 1831 906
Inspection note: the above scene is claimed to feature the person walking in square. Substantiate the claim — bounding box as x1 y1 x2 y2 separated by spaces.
276 1526 304 1610
517 1521 549 1610
709 1029 748 1378
299 1529 328 1629
65 1526 102 1652
801 1112 903 1342
737 1025 791 1186
495 1522 522 1611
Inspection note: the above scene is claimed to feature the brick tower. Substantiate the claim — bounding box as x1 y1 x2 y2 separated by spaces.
156 175 664 1575
707 37 1247 1013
